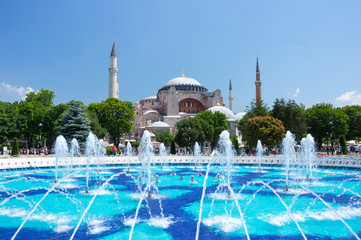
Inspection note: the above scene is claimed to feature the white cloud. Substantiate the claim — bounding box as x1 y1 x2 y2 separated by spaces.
293 88 300 98
336 90 361 106
0 82 34 101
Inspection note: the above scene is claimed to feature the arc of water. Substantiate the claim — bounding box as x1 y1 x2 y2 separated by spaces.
129 184 150 240
70 171 125 240
0 187 48 206
11 175 69 240
297 184 361 240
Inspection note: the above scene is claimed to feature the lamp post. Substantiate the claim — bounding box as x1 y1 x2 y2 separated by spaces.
327 132 329 155
329 121 333 156
38 123 43 154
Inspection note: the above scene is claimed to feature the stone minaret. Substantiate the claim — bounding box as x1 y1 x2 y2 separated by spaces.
108 41 119 99
255 57 262 101
228 78 233 112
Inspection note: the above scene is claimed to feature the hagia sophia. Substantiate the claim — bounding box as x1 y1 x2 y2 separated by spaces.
108 42 262 147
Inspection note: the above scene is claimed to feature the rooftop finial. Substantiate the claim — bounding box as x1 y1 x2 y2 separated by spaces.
182 70 185 77
256 56 260 73
229 78 232 91
216 98 220 106
110 41 117 57
242 107 245 112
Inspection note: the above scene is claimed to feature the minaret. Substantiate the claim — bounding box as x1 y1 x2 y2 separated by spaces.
255 57 262 101
228 78 233 112
109 41 119 99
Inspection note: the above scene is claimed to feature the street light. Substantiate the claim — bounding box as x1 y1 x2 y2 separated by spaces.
38 123 43 154
329 122 333 155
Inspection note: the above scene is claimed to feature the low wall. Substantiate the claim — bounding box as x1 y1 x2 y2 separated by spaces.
1 155 361 170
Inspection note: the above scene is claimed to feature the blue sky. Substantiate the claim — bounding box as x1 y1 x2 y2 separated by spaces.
0 0 360 111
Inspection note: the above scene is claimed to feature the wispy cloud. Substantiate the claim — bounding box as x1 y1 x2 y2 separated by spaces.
293 88 300 98
336 90 361 106
0 82 34 101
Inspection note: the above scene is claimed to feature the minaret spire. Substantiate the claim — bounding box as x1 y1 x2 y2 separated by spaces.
109 41 119 99
228 78 233 112
255 56 262 101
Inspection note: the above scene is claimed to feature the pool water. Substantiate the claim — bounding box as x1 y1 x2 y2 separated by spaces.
0 164 360 239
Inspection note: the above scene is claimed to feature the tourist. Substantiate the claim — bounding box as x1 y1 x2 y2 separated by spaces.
112 145 117 156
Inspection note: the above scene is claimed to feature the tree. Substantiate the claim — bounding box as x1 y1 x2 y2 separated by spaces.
339 135 347 155
244 116 285 147
42 103 68 149
11 137 19 156
304 103 349 149
230 135 240 155
86 110 107 139
271 98 307 141
195 110 230 150
88 98 135 147
170 140 176 154
58 100 91 147
175 118 206 150
237 99 269 139
340 105 361 140
155 130 174 147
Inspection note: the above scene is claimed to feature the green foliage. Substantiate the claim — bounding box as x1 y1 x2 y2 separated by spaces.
58 100 91 147
88 98 135 147
86 110 107 139
304 103 349 149
170 140 176 154
11 137 19 156
271 98 307 141
230 135 240 155
339 135 347 155
339 105 361 140
155 130 174 147
237 99 269 140
132 142 140 148
244 116 285 147
25 89 55 108
195 110 230 149
42 103 68 149
175 118 206 149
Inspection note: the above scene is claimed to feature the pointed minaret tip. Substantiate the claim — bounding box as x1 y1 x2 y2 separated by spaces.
111 41 117 57
229 78 232 91
256 56 260 73
182 70 185 77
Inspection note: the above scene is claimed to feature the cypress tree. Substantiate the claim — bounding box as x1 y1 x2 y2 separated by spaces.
11 137 19 156
170 140 176 155
58 100 90 148
339 135 347 155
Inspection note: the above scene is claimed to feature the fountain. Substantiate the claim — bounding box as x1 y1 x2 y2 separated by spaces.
194 142 201 168
282 131 296 191
54 135 68 182
256 140 263 171
0 130 361 240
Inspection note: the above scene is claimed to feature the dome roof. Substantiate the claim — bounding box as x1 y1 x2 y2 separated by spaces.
165 76 202 87
143 110 158 115
234 111 247 120
208 106 235 120
148 121 170 128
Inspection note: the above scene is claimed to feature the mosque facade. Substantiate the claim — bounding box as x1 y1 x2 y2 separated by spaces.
107 43 262 146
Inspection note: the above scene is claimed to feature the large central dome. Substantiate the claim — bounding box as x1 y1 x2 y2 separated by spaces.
158 72 208 93
165 76 202 87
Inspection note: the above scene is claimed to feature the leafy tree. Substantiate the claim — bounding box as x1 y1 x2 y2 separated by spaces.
11 137 19 156
170 140 176 154
25 89 55 107
175 118 206 150
339 135 347 155
340 105 361 140
155 130 174 147
237 99 269 139
88 98 135 147
132 141 140 148
244 116 285 147
42 103 68 149
195 110 230 150
86 110 107 139
230 135 240 155
304 103 349 149
271 98 307 141
58 100 91 147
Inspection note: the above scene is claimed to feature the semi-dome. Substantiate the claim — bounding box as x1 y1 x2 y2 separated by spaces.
148 121 170 128
207 105 235 120
234 111 247 120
